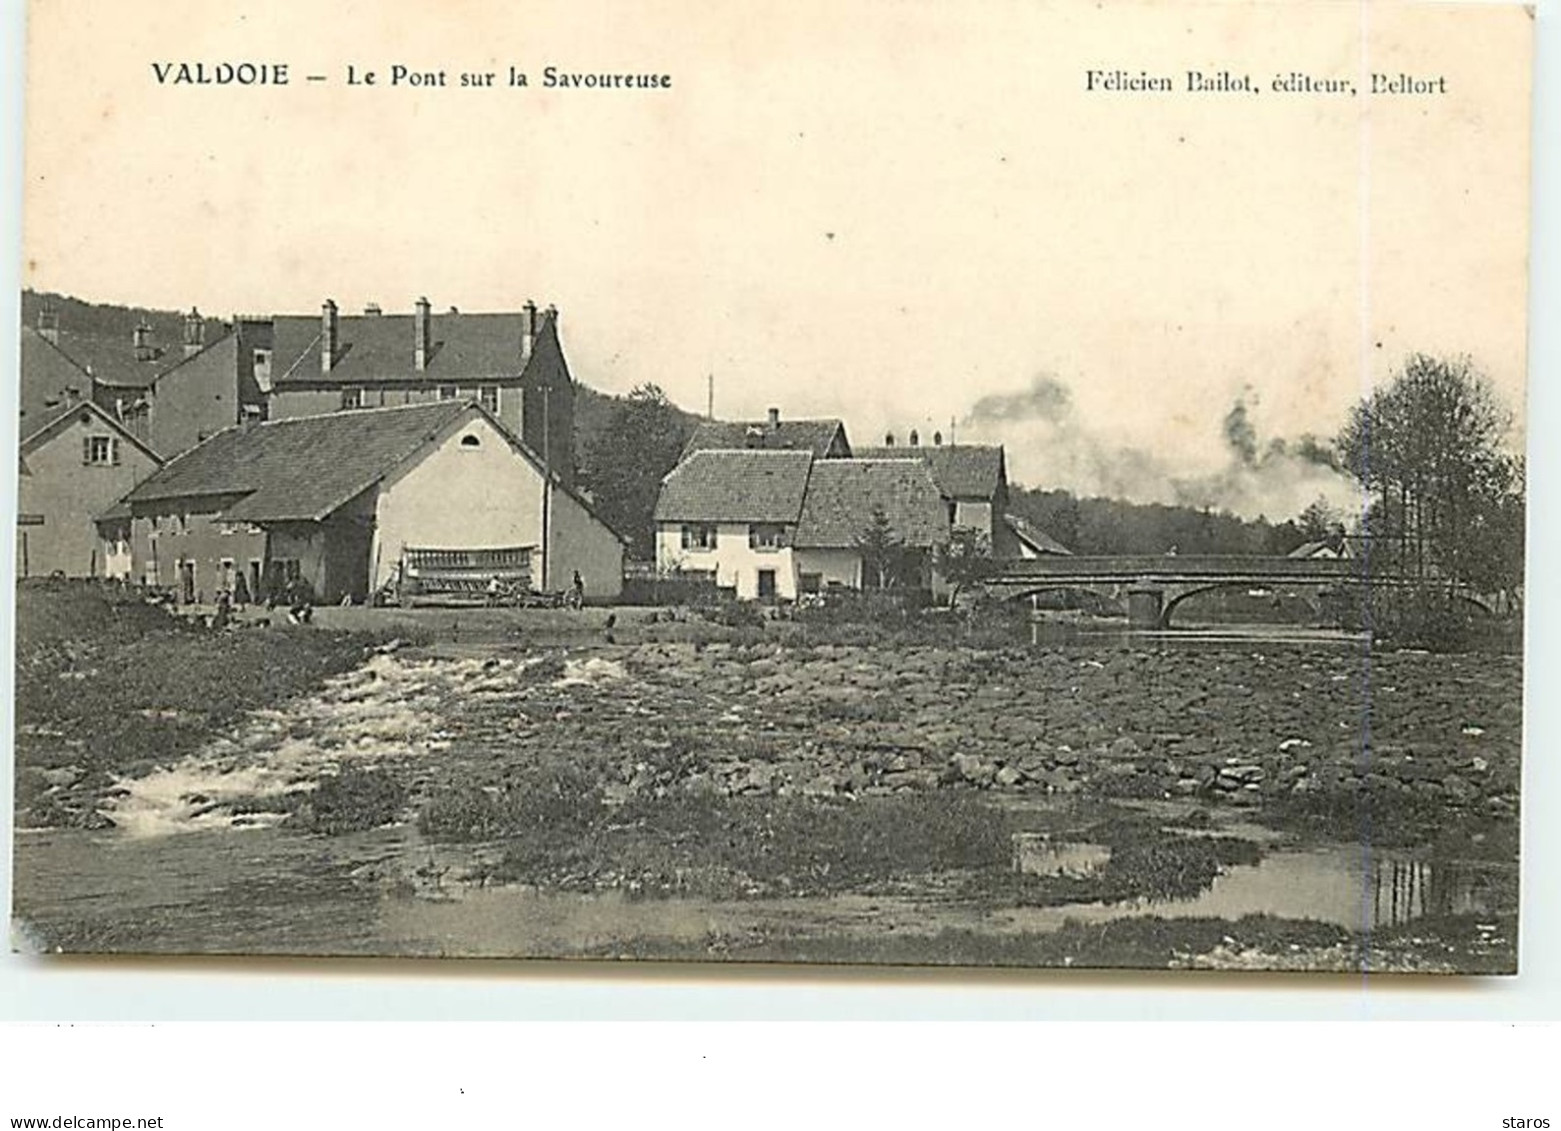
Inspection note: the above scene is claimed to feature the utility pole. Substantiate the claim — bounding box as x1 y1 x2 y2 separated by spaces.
541 386 552 592
707 373 714 421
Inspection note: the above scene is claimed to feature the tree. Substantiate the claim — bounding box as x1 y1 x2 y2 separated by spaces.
577 384 695 560
1335 354 1522 597
934 527 994 607
855 505 906 590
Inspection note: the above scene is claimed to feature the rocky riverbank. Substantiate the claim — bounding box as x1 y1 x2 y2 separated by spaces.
421 639 1520 849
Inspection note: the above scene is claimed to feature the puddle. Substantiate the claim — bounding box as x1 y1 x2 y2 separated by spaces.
996 845 1512 935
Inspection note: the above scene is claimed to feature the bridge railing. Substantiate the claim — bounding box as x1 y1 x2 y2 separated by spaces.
987 554 1359 581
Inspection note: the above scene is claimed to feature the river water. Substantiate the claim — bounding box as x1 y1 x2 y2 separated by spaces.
12 820 1511 960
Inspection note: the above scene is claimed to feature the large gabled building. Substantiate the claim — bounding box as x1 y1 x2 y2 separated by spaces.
120 400 621 605
266 298 577 486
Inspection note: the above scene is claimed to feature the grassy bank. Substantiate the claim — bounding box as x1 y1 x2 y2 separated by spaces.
14 580 414 829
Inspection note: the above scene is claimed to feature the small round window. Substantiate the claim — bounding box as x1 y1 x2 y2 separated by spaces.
460 434 481 448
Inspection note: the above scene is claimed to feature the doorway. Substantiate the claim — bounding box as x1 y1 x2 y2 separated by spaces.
757 568 777 602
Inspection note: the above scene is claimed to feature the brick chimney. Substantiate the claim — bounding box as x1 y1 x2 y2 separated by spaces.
36 306 59 344
133 321 155 362
414 296 432 371
183 307 205 358
767 407 780 431
521 300 538 362
320 299 338 373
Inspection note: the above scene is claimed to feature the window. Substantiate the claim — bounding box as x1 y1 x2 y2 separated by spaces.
341 388 364 410
478 385 499 414
749 523 787 551
82 436 119 466
460 434 481 448
800 572 822 594
680 524 717 551
439 385 458 400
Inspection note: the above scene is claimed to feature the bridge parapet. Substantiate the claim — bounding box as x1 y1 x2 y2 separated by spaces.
988 555 1357 584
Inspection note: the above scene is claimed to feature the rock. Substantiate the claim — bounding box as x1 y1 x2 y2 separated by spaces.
995 765 1025 788
1172 778 1203 796
1052 747 1080 767
882 769 939 791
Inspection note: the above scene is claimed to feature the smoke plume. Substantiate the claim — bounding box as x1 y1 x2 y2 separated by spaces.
960 375 1355 521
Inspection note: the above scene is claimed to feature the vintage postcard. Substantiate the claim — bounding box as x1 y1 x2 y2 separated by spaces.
9 0 1531 972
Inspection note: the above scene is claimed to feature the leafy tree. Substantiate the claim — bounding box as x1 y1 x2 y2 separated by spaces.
1336 354 1521 596
934 527 994 607
577 384 695 560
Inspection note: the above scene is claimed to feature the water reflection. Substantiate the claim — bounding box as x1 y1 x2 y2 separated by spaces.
1070 846 1507 933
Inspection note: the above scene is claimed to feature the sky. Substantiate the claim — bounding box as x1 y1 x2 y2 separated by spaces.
19 0 1533 520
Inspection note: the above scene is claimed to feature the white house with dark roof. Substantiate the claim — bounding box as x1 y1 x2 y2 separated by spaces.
120 401 622 605
265 298 578 486
653 449 813 600
653 449 951 600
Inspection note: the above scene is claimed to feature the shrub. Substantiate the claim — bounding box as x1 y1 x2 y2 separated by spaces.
293 767 408 834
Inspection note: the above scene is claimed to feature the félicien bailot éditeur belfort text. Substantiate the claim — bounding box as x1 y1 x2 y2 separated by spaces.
1084 68 1447 97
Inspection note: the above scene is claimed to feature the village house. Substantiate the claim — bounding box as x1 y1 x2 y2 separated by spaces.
853 431 1018 557
1005 513 1074 558
265 298 577 486
680 407 851 461
22 305 269 460
119 400 622 605
791 458 950 593
653 449 950 600
653 449 813 601
18 397 162 579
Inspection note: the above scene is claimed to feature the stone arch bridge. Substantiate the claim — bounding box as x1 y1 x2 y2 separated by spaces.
981 555 1478 628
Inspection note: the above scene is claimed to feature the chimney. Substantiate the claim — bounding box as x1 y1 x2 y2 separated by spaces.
414 296 432 371
909 429 920 447
63 385 81 404
884 431 895 447
320 299 338 374
932 430 943 447
183 307 205 357
767 407 781 431
744 425 765 449
36 306 59 344
133 321 155 362
521 300 538 361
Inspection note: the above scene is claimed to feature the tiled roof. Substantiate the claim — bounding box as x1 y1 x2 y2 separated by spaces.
18 327 93 424
850 444 1005 500
681 418 849 460
126 401 474 521
20 397 161 463
1004 513 1073 556
271 307 561 386
654 449 814 524
49 321 234 390
793 459 950 549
